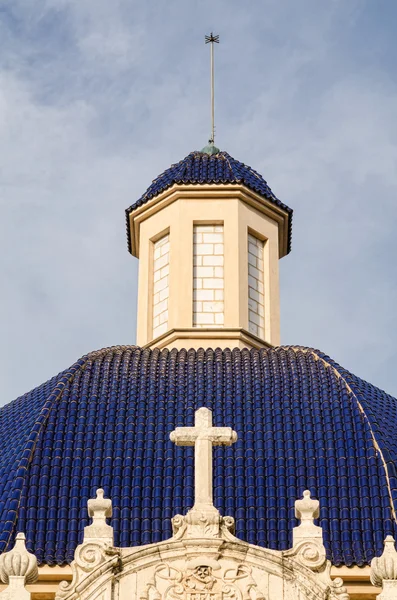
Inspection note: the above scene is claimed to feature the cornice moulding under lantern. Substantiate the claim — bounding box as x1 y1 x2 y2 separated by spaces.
143 327 274 351
128 183 291 259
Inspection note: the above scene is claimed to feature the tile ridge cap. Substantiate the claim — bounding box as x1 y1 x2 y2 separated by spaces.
284 345 397 525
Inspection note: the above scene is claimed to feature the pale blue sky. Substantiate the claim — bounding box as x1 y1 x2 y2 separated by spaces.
1 0 396 402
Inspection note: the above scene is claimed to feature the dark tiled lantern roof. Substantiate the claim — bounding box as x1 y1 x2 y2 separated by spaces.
125 150 293 254
0 345 396 567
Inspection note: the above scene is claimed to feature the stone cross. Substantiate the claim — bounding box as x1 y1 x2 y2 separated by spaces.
170 407 237 509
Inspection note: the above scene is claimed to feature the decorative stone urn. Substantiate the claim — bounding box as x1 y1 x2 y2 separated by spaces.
371 536 397 599
0 533 38 599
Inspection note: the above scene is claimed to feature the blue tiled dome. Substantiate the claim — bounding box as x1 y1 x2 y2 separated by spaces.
125 151 293 253
0 345 396 567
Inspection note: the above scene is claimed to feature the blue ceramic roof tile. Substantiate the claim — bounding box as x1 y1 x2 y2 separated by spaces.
0 345 395 567
125 151 293 254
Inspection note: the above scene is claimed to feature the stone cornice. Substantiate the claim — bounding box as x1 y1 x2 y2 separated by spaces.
143 327 274 350
127 183 291 259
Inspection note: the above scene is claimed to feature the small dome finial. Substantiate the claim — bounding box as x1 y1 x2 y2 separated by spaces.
200 140 220 155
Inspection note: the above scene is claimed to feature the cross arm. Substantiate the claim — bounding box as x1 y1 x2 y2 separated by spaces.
170 427 198 446
170 426 237 446
208 427 237 445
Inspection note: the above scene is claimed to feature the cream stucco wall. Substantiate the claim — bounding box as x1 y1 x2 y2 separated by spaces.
129 184 287 350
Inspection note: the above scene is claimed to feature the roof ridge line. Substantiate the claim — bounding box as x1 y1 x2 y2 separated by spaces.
283 345 397 524
222 151 238 181
84 344 139 361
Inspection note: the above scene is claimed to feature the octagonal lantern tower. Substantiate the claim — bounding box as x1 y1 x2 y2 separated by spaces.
126 146 292 350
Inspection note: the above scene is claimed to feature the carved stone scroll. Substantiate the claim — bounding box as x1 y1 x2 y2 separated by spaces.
139 561 265 600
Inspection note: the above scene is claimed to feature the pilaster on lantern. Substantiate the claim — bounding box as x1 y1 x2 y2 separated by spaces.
0 533 38 600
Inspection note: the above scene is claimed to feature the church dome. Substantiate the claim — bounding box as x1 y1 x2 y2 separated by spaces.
0 345 395 568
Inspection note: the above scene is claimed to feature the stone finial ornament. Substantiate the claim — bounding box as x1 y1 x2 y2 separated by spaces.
295 490 320 523
371 535 397 599
0 532 38 599
293 490 323 547
287 492 349 598
56 490 120 599
83 488 113 545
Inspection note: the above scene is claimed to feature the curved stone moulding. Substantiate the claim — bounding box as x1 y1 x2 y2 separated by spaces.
55 528 349 600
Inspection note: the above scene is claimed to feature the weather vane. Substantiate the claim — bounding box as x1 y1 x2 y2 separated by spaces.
205 33 219 145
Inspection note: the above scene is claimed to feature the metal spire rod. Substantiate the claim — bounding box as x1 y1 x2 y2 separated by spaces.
205 33 219 144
